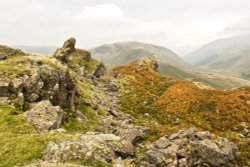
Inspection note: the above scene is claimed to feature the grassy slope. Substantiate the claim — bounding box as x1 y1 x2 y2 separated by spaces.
115 63 250 166
0 49 112 166
0 104 78 166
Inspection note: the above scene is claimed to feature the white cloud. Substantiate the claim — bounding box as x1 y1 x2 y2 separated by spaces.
74 4 125 21
222 16 250 36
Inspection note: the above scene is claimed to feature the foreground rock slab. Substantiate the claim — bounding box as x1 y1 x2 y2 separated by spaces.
43 132 129 163
139 128 240 167
23 100 65 132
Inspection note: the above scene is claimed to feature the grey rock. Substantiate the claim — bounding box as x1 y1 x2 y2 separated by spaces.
53 38 76 62
154 137 170 149
43 132 124 163
23 100 66 132
140 128 240 167
93 62 105 78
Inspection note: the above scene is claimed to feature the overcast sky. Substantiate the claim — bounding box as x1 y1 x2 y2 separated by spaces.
1 0 250 56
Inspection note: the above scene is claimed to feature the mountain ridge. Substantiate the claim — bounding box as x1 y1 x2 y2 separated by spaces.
184 34 250 77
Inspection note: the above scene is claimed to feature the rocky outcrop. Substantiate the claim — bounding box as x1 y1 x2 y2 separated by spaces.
0 45 24 60
93 62 105 78
98 114 145 158
139 128 240 167
53 38 76 63
43 132 127 163
23 100 66 132
132 57 158 71
53 38 104 78
53 37 91 66
6 67 76 110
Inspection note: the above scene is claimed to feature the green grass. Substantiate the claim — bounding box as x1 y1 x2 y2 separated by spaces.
0 105 78 167
0 63 30 78
67 49 100 73
63 105 100 133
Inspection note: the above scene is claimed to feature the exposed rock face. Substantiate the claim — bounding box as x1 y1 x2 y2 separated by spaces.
6 67 76 110
133 57 158 71
139 128 239 167
53 38 76 63
0 45 24 60
43 132 127 163
23 100 66 132
53 38 104 78
53 37 91 66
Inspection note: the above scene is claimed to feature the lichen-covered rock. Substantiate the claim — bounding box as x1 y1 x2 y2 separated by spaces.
139 128 240 167
132 57 158 71
53 38 76 63
53 38 102 77
23 100 66 132
43 132 126 163
7 67 76 110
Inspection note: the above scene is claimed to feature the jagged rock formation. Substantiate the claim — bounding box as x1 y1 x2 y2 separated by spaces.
1 65 76 110
139 128 240 167
53 37 105 78
53 37 76 63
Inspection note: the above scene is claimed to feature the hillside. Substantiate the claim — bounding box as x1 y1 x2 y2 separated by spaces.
90 41 196 78
90 41 250 89
0 38 249 166
12 42 250 89
115 58 250 166
184 35 250 77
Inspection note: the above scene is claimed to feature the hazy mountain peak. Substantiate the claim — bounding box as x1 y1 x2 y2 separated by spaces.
184 34 250 77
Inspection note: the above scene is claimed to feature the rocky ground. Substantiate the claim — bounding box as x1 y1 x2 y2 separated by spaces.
0 38 248 167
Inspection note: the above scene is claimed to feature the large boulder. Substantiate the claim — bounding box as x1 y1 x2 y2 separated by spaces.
43 132 127 163
139 128 240 167
23 100 66 132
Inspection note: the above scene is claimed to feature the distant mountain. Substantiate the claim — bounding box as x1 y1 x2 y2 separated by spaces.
184 35 250 77
90 41 250 89
90 41 195 78
13 45 57 55
11 41 250 89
